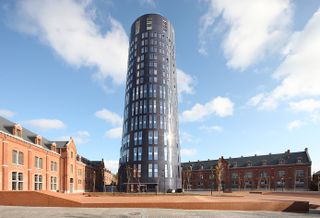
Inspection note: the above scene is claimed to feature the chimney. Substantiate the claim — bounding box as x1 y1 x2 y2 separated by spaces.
305 147 308 152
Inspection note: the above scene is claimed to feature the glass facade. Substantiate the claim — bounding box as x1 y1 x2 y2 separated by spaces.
118 14 181 192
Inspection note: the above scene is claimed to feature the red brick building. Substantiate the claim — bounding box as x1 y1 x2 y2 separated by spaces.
313 171 320 191
182 149 312 191
0 116 112 193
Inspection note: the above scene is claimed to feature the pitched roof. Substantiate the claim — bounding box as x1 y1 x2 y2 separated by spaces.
314 171 320 176
181 150 311 170
0 116 69 151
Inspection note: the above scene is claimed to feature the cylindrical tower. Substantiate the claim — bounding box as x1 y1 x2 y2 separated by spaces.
118 14 181 192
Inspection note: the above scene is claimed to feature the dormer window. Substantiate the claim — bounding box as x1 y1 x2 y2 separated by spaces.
247 161 252 167
297 157 302 163
262 160 267 166
35 135 42 145
279 159 285 165
14 124 22 137
200 164 204 170
233 162 238 168
51 143 56 152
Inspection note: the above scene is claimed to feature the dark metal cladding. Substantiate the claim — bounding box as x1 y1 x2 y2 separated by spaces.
118 14 181 192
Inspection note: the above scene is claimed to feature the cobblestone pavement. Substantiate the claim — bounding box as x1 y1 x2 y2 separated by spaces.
0 206 319 218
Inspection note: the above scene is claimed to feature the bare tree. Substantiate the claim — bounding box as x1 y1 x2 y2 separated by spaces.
215 158 224 192
125 164 132 193
185 165 192 191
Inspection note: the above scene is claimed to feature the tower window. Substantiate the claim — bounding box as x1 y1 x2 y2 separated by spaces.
146 17 152 30
135 20 140 34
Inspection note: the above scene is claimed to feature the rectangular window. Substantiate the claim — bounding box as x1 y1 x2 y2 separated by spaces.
139 101 143 114
134 147 137 161
165 164 168 178
138 164 141 178
154 146 158 160
148 146 153 160
149 100 153 113
164 147 168 161
153 85 157 98
146 17 152 30
12 150 18 164
12 172 23 191
144 85 148 98
154 130 158 144
153 115 157 128
51 176 57 191
34 157 43 169
34 174 43 191
148 130 153 144
154 164 158 177
135 20 140 34
296 170 304 177
148 163 153 177
51 161 57 172
138 131 142 145
138 147 142 161
277 171 285 177
153 100 157 113
170 165 173 178
133 164 137 178
139 116 142 129
164 132 168 146
149 115 153 128
143 115 147 128
18 151 24 165
134 132 138 145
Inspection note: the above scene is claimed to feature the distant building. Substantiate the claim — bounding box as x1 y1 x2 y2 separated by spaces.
118 13 181 192
182 149 312 191
313 171 320 191
0 116 111 193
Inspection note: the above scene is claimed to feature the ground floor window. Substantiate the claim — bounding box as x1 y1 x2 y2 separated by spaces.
12 172 23 190
34 174 43 190
51 176 57 191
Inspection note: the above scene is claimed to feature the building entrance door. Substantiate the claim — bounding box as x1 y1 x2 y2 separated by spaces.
70 178 74 193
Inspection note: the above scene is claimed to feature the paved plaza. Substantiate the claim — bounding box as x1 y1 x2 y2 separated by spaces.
0 206 319 218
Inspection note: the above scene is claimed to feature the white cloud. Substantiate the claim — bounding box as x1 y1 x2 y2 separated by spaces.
181 96 234 122
177 68 196 97
180 148 197 157
247 93 266 107
24 119 65 131
199 0 292 70
289 99 320 113
287 120 305 131
10 0 128 85
255 9 320 110
200 125 223 133
95 109 123 126
56 130 90 145
104 160 118 173
0 109 15 118
105 127 122 139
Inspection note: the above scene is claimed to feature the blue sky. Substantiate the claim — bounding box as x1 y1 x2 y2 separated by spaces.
0 0 319 173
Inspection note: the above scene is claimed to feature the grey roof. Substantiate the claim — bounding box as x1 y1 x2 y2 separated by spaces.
0 116 69 151
182 150 311 170
314 171 320 176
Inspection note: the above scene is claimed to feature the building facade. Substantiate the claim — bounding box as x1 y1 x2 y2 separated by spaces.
313 171 320 191
182 149 312 191
118 13 181 192
0 116 111 193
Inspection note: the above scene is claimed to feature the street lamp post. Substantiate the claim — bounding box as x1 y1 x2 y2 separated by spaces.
281 177 284 192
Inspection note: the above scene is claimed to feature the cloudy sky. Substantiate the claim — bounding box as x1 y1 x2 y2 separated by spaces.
0 0 319 173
